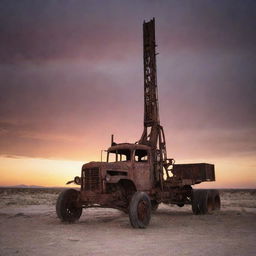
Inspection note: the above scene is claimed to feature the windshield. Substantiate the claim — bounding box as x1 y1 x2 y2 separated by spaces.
107 149 131 162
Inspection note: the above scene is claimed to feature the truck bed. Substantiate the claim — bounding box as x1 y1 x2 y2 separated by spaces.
166 163 215 187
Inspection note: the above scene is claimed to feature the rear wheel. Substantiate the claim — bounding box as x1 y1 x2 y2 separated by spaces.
210 189 221 211
129 192 151 228
192 190 213 215
56 189 82 222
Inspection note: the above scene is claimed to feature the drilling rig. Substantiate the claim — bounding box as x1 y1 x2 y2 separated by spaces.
56 18 220 228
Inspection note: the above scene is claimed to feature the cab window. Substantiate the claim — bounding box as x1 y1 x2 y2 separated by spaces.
107 149 131 162
134 149 148 162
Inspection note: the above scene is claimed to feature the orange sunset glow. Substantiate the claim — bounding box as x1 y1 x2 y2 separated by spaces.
0 1 255 188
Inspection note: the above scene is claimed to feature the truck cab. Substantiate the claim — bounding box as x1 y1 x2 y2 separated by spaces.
106 143 153 191
79 143 153 211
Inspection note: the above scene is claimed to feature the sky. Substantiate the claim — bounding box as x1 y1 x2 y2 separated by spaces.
0 0 255 188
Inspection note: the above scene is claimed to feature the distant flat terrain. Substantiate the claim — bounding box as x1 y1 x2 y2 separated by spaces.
0 188 255 256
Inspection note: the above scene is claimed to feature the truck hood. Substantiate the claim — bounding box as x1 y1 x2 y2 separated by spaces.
82 161 132 170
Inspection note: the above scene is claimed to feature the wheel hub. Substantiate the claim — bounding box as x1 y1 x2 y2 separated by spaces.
137 200 148 221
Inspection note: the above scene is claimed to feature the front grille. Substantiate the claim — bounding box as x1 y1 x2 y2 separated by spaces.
83 168 100 191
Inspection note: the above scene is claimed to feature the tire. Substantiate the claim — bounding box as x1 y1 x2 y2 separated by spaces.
210 190 221 211
129 192 152 228
151 200 159 212
56 189 82 223
192 190 213 215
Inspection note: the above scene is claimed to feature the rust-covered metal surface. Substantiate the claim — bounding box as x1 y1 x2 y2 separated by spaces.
60 18 217 216
172 163 215 183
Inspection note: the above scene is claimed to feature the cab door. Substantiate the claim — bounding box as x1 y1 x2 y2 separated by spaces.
133 149 152 190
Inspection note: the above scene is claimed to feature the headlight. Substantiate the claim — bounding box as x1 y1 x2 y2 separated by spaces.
74 176 81 185
105 174 111 182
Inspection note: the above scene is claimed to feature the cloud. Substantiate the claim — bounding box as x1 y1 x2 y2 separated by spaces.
0 0 140 63
158 0 256 53
1 0 255 63
1 154 21 159
0 0 255 161
159 51 256 130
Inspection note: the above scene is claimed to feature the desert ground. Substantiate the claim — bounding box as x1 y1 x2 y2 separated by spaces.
0 188 255 256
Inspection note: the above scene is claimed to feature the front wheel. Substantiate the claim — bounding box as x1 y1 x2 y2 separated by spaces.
129 192 152 228
56 189 82 223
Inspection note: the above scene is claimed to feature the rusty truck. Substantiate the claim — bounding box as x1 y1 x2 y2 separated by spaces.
56 18 221 228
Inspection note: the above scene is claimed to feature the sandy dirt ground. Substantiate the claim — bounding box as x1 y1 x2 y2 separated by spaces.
0 189 255 256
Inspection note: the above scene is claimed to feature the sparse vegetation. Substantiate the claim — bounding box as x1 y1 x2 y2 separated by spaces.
0 188 65 206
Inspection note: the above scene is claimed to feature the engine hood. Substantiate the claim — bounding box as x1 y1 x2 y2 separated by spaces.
82 161 132 170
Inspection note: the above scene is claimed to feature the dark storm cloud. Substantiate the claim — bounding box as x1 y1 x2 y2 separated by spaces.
159 52 256 129
1 0 255 63
0 0 255 160
0 61 137 129
0 0 140 63
158 0 256 52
